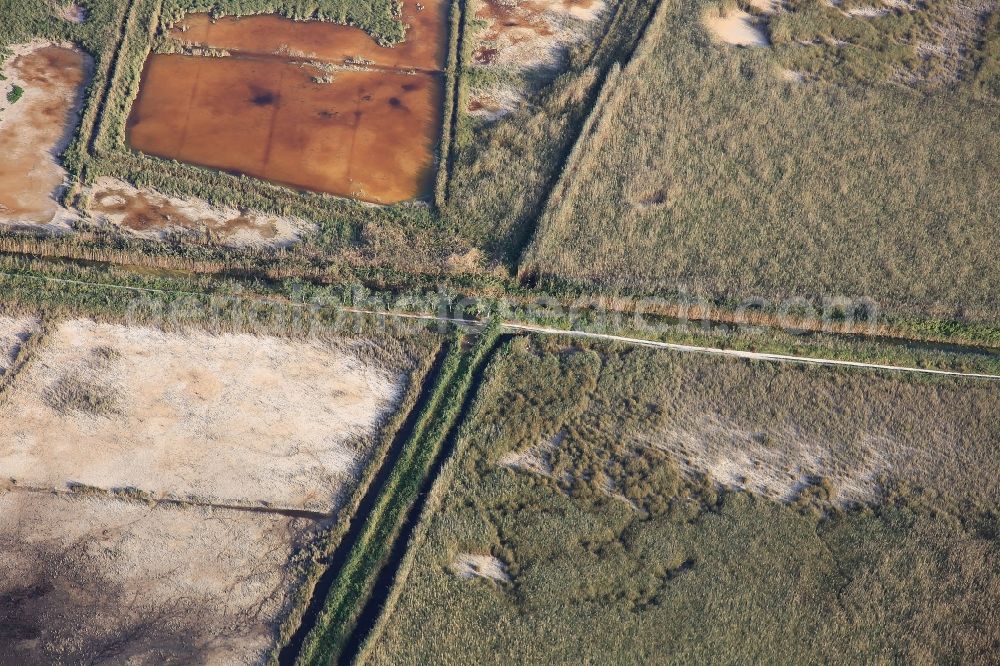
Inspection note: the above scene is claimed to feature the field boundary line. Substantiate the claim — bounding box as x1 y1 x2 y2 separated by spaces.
500 323 1000 380
276 340 454 665
519 0 671 275
1 269 998 380
87 0 142 156
2 483 330 520
351 336 507 666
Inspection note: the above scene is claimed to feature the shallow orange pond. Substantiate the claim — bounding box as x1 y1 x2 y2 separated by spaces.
127 3 447 204
128 55 443 204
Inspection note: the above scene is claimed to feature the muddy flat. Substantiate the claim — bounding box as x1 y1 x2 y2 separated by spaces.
472 0 606 68
86 177 315 247
128 55 443 204
0 320 405 511
0 44 89 228
171 0 449 71
0 491 312 664
467 0 607 119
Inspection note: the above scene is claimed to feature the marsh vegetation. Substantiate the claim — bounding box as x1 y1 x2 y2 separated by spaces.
522 0 1000 324
369 338 1000 663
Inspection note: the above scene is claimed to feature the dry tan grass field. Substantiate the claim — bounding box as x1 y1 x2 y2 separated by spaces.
0 319 406 511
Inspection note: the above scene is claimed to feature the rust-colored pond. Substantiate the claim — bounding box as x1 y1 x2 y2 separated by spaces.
127 1 447 204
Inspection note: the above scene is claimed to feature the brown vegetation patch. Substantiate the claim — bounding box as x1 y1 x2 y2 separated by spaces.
85 177 315 247
0 317 37 374
0 491 313 664
0 43 90 230
0 320 406 512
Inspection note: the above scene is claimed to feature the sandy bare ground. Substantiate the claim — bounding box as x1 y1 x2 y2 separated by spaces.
452 553 511 583
0 490 313 665
467 0 611 119
0 317 38 374
703 9 770 47
748 0 781 12
0 319 405 511
499 430 562 476
0 42 90 231
84 177 316 249
467 83 526 122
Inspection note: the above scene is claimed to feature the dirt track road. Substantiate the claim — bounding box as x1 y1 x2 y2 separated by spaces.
2 270 998 381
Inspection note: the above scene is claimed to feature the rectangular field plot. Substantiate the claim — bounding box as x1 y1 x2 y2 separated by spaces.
0 319 408 511
0 491 312 664
127 55 443 204
127 1 447 204
368 341 1000 664
521 0 1000 323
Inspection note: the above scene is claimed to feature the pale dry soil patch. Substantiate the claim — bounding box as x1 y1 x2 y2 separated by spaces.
702 8 770 46
0 42 90 231
0 490 313 665
0 320 405 512
451 553 512 583
0 317 38 374
84 177 316 249
642 414 889 503
467 0 612 119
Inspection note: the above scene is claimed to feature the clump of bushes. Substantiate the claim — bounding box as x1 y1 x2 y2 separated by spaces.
6 84 23 104
43 373 121 416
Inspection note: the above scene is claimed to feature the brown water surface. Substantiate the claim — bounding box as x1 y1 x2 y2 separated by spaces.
171 0 448 71
0 45 90 226
128 55 443 204
130 3 448 204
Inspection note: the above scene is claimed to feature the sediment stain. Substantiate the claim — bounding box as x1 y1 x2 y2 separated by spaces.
0 44 90 227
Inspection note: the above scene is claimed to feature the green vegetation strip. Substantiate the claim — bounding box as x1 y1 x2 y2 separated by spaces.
434 0 465 208
267 338 444 663
0 253 998 377
294 323 501 665
353 336 522 664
